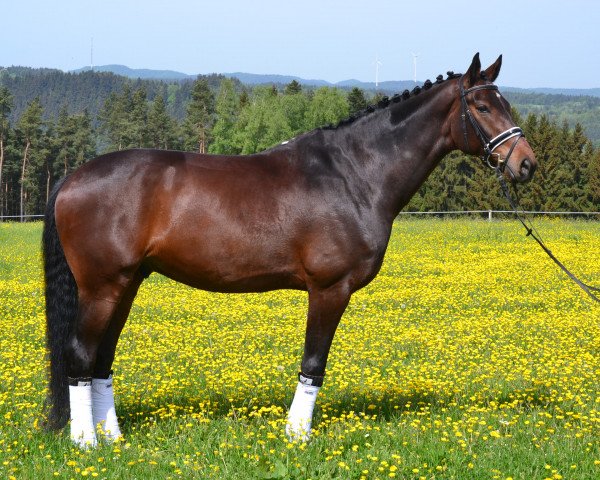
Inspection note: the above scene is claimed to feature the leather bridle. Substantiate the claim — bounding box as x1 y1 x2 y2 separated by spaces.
459 76 524 173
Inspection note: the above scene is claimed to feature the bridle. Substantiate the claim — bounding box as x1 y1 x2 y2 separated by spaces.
459 76 524 174
458 75 600 303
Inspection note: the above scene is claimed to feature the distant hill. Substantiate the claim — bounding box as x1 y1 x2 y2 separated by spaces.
502 86 600 98
69 64 600 98
70 66 416 92
71 65 194 80
222 73 418 93
222 72 330 87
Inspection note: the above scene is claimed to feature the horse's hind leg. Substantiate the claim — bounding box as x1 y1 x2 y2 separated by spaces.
66 278 136 447
286 284 351 441
91 273 143 441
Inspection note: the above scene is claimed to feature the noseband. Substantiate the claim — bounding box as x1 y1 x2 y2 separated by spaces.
459 76 524 173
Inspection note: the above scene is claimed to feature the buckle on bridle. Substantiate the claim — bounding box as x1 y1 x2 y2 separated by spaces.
484 152 504 170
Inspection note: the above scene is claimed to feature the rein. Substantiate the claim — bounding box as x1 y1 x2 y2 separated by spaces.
495 167 600 303
459 75 600 303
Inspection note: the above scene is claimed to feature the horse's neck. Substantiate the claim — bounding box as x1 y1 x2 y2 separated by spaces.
333 83 456 220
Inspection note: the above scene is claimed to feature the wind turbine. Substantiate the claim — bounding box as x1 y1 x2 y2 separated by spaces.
373 54 383 89
411 52 420 84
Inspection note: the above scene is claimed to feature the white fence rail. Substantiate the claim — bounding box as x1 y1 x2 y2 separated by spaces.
397 210 600 221
0 214 45 221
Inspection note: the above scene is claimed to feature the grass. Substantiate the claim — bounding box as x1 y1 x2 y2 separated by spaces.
0 218 599 479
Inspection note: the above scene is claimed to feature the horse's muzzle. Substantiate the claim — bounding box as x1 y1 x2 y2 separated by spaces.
518 157 536 182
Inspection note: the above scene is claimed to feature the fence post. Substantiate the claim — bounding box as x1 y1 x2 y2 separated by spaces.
488 210 492 222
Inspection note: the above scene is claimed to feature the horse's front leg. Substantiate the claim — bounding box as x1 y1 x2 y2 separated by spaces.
286 284 351 441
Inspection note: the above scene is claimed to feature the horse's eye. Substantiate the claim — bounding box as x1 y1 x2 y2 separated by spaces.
476 104 489 113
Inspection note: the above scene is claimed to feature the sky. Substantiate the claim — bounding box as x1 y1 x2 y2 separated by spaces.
1 0 598 89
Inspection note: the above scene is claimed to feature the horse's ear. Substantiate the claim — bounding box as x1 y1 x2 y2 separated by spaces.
483 55 502 82
464 52 481 87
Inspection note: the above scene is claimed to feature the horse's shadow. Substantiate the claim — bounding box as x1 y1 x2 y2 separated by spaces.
115 384 552 434
115 391 416 432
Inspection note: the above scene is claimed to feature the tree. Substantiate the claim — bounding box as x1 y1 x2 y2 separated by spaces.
284 80 302 95
234 86 292 154
54 106 95 178
239 89 250 109
526 114 559 211
209 79 240 154
0 86 13 217
98 86 134 152
569 123 594 210
130 87 149 148
182 78 215 153
71 111 96 169
370 92 386 107
347 87 368 115
281 88 309 136
147 94 179 150
15 97 44 221
588 149 600 204
305 87 350 130
54 106 70 176
516 113 544 210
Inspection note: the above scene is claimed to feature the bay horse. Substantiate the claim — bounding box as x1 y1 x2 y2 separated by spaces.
43 54 537 447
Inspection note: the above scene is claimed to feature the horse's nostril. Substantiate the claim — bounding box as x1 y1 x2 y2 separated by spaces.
520 158 533 178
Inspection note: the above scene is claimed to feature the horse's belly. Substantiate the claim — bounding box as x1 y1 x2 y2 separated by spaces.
146 230 305 293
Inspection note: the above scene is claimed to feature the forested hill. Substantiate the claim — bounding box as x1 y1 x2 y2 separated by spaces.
503 91 600 146
1 66 600 144
71 65 193 80
0 66 597 144
0 67 236 124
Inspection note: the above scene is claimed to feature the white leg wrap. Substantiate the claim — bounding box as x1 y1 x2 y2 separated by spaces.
286 381 320 441
92 375 122 441
69 381 97 448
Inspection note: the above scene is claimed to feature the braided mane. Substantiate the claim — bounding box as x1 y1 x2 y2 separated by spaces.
323 71 463 130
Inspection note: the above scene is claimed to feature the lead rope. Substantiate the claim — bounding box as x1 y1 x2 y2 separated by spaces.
495 167 600 303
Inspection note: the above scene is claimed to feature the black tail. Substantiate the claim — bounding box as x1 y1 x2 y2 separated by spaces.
42 177 78 430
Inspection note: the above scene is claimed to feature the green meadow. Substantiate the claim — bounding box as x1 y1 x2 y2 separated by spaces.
0 219 598 479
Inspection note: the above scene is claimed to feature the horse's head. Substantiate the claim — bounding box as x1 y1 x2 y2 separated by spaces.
450 53 537 183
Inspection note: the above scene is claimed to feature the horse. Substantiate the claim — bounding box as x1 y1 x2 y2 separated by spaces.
42 53 537 447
